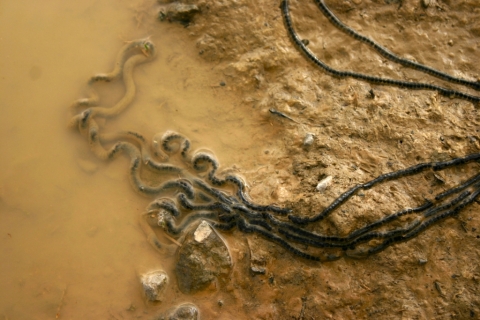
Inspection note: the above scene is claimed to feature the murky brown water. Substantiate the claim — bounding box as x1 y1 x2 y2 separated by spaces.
0 1 281 318
2 0 480 319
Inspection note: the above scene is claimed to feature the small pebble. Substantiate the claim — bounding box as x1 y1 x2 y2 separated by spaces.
140 270 169 302
167 303 199 320
368 89 375 99
251 266 266 275
194 220 212 242
303 133 314 147
220 81 226 86
316 176 332 192
419 258 428 265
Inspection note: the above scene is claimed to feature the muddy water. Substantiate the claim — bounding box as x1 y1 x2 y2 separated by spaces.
0 1 279 319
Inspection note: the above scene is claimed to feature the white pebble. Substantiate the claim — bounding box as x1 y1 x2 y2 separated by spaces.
316 176 332 192
140 270 168 302
303 133 314 147
194 220 213 243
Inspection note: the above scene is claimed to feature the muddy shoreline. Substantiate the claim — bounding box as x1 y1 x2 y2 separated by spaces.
158 0 480 318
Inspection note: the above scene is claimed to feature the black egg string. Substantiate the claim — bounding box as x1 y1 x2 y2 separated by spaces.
70 38 480 262
281 0 480 103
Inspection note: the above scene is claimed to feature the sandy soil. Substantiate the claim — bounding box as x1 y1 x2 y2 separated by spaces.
158 0 480 319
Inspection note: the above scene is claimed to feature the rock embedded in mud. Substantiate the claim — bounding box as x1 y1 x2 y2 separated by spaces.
165 303 199 320
140 270 169 302
303 133 315 148
175 221 232 293
250 265 266 275
158 3 200 25
316 176 332 192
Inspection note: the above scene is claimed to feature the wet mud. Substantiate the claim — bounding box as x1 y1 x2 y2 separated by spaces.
1 0 480 319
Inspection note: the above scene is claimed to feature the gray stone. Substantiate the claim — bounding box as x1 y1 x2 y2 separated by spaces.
175 221 232 293
158 3 200 25
140 270 168 302
303 133 314 147
167 303 199 320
